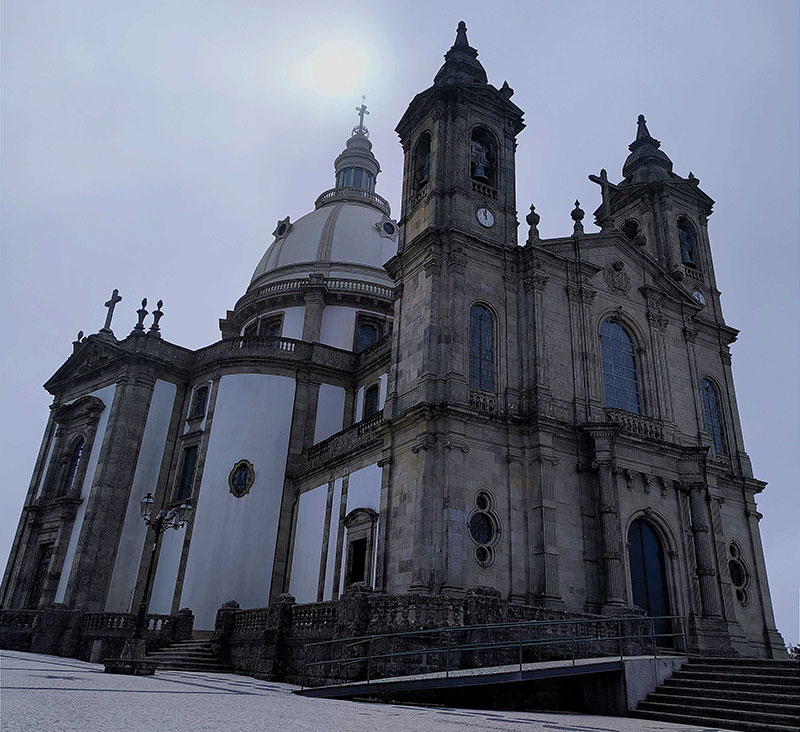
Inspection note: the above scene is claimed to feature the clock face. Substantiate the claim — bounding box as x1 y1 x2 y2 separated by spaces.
476 207 495 228
691 290 706 306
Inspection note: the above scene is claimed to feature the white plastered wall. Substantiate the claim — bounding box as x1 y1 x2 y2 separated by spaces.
319 306 356 350
179 373 296 629
322 478 342 601
281 306 305 340
288 483 327 604
314 384 345 444
149 524 185 614
55 384 116 602
105 380 177 612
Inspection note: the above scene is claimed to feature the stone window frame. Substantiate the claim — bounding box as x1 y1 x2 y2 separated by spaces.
466 489 501 568
698 375 728 455
676 215 701 271
173 441 201 503
727 540 751 607
41 396 104 502
468 301 497 393
596 310 653 418
413 131 432 190
343 507 378 588
258 312 284 337
469 124 499 189
228 459 255 498
188 384 209 421
362 383 380 420
353 313 386 353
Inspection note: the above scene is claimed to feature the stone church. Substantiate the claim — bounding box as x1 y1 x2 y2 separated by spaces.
1 22 785 657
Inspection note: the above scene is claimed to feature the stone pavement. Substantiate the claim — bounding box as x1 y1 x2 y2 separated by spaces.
0 651 734 732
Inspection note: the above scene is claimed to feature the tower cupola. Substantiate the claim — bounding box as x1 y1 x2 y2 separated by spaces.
621 115 674 184
332 99 381 193
433 20 488 86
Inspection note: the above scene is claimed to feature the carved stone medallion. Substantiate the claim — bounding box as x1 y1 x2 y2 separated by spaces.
604 260 631 295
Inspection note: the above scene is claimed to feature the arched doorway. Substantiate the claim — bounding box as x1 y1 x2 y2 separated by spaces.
627 518 672 646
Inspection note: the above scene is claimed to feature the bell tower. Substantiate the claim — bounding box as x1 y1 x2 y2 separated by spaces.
396 21 525 248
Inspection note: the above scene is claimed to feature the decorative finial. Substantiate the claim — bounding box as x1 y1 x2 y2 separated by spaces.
688 171 699 185
99 288 122 337
72 330 84 353
526 204 540 242
353 95 369 138
148 300 164 337
455 20 469 46
636 114 650 140
499 80 514 99
133 298 148 333
571 200 585 234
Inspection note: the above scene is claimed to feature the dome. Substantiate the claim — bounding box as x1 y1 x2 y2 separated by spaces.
250 198 398 287
247 106 398 292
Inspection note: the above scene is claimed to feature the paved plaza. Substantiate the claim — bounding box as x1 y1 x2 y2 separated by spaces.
0 651 734 732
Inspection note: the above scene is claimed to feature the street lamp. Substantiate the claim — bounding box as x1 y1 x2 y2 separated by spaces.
133 493 193 640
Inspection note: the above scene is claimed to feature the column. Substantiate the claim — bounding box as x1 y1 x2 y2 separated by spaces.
684 481 721 617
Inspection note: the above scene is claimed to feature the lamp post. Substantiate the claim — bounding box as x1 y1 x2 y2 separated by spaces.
133 493 193 639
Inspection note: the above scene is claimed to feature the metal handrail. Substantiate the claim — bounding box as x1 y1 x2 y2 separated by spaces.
300 614 688 690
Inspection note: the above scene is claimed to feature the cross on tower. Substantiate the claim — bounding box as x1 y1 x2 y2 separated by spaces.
588 168 619 227
100 289 122 334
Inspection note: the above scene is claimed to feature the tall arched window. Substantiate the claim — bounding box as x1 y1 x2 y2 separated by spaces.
414 133 431 190
470 127 496 186
600 321 640 413
678 218 698 268
469 305 494 391
700 378 726 454
59 438 84 496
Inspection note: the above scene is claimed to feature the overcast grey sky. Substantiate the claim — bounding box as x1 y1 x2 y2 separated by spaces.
1 0 797 645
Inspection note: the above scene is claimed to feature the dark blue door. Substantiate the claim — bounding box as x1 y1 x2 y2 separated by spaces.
627 519 672 646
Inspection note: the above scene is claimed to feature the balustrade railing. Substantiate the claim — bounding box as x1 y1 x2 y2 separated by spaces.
469 388 498 415
314 187 391 215
300 410 384 474
605 408 665 440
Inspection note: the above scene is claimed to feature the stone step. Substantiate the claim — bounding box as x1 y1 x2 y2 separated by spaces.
637 700 799 728
687 662 800 678
689 657 799 668
670 669 798 686
633 709 799 732
646 691 800 716
663 676 797 695
146 648 217 657
153 663 232 672
657 683 799 705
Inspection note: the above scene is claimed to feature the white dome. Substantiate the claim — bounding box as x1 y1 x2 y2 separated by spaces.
250 199 397 286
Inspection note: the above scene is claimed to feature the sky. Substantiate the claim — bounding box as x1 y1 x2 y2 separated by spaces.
1 0 798 646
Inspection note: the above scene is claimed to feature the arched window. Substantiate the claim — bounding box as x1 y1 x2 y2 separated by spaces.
191 386 208 419
678 218 698 268
414 133 431 189
470 127 496 186
176 445 198 501
700 378 726 454
469 305 494 391
59 438 84 496
363 384 380 418
600 321 640 413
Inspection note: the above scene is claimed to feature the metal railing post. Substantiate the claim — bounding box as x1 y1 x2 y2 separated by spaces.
301 644 307 690
650 617 658 658
445 630 450 678
571 622 576 666
617 618 623 661
366 637 372 683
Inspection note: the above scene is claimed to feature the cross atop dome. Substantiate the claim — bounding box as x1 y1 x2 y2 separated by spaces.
353 95 370 138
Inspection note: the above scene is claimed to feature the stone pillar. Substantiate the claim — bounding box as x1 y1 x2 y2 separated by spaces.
300 281 326 343
66 371 156 610
529 445 562 606
586 425 626 610
683 481 721 617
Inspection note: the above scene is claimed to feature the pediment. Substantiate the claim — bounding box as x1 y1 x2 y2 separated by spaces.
44 337 125 392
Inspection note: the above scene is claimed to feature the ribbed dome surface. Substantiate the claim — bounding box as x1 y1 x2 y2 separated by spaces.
250 201 397 285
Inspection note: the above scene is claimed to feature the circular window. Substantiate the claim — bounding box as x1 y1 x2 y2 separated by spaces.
729 543 740 559
277 222 288 236
475 546 489 564
382 221 396 236
468 512 494 545
475 492 489 511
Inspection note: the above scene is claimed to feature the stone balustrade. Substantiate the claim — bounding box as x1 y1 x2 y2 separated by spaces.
297 410 384 476
314 186 391 215
605 408 666 440
356 330 392 370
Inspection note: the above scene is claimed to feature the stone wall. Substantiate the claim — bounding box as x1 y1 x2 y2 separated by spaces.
0 605 193 662
213 586 653 686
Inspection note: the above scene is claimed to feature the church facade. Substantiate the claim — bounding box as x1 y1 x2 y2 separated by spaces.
1 23 785 657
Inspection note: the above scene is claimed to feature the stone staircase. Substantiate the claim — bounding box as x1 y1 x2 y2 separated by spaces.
634 657 800 731
144 639 231 673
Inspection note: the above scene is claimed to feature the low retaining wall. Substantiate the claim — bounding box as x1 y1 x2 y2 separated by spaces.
212 585 651 685
0 605 193 662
